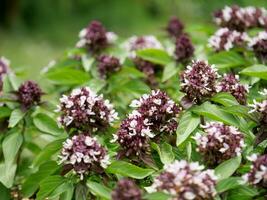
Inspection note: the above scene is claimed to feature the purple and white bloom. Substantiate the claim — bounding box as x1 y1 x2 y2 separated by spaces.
0 57 10 92
97 55 121 79
150 160 217 199
132 58 158 88
248 31 267 63
125 35 163 58
214 5 267 31
112 110 152 157
126 35 163 52
166 16 184 38
130 90 181 134
112 179 142 200
0 57 10 76
17 81 43 110
180 60 220 103
124 36 163 87
194 122 245 166
216 73 249 105
249 99 267 124
76 20 117 53
174 33 194 63
59 133 110 179
243 154 267 188
208 28 248 51
57 87 118 132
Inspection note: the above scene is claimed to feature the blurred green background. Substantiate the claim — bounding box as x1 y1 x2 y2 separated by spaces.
0 0 266 80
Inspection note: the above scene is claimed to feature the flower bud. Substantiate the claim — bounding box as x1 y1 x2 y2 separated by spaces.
97 55 121 79
174 33 194 63
243 154 267 188
17 81 42 110
216 73 249 105
112 179 142 200
166 16 184 38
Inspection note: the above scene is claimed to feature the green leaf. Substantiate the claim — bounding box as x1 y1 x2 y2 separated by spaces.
216 177 243 193
120 79 150 94
151 142 175 164
60 184 74 200
87 79 106 92
208 51 246 69
211 92 239 107
32 139 65 168
0 182 11 200
227 185 258 200
192 102 240 128
144 192 171 200
33 113 64 136
223 105 258 122
2 131 23 166
45 68 90 85
8 73 21 90
36 175 65 200
119 66 145 78
0 163 17 188
75 183 88 200
162 62 178 82
87 181 111 200
215 156 241 181
136 49 172 65
22 161 60 197
48 182 73 199
81 55 94 72
106 161 154 179
8 109 25 128
176 111 200 146
240 64 267 80
0 107 12 119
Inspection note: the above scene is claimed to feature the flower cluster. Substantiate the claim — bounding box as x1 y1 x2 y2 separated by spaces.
208 28 248 51
17 81 42 110
248 31 267 63
249 99 267 124
125 35 163 87
180 60 219 103
0 57 9 77
214 5 267 31
174 33 194 63
57 87 118 132
76 20 117 53
150 160 217 200
59 133 110 179
130 90 181 134
113 110 152 157
194 122 245 166
126 35 163 53
97 55 121 79
166 16 184 38
132 58 158 88
216 73 249 105
113 90 180 157
112 179 142 200
0 57 10 92
243 154 267 188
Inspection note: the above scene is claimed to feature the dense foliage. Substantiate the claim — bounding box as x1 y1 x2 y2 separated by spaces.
2 4 267 200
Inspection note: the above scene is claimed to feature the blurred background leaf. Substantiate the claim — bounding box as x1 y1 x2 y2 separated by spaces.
1 0 266 81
